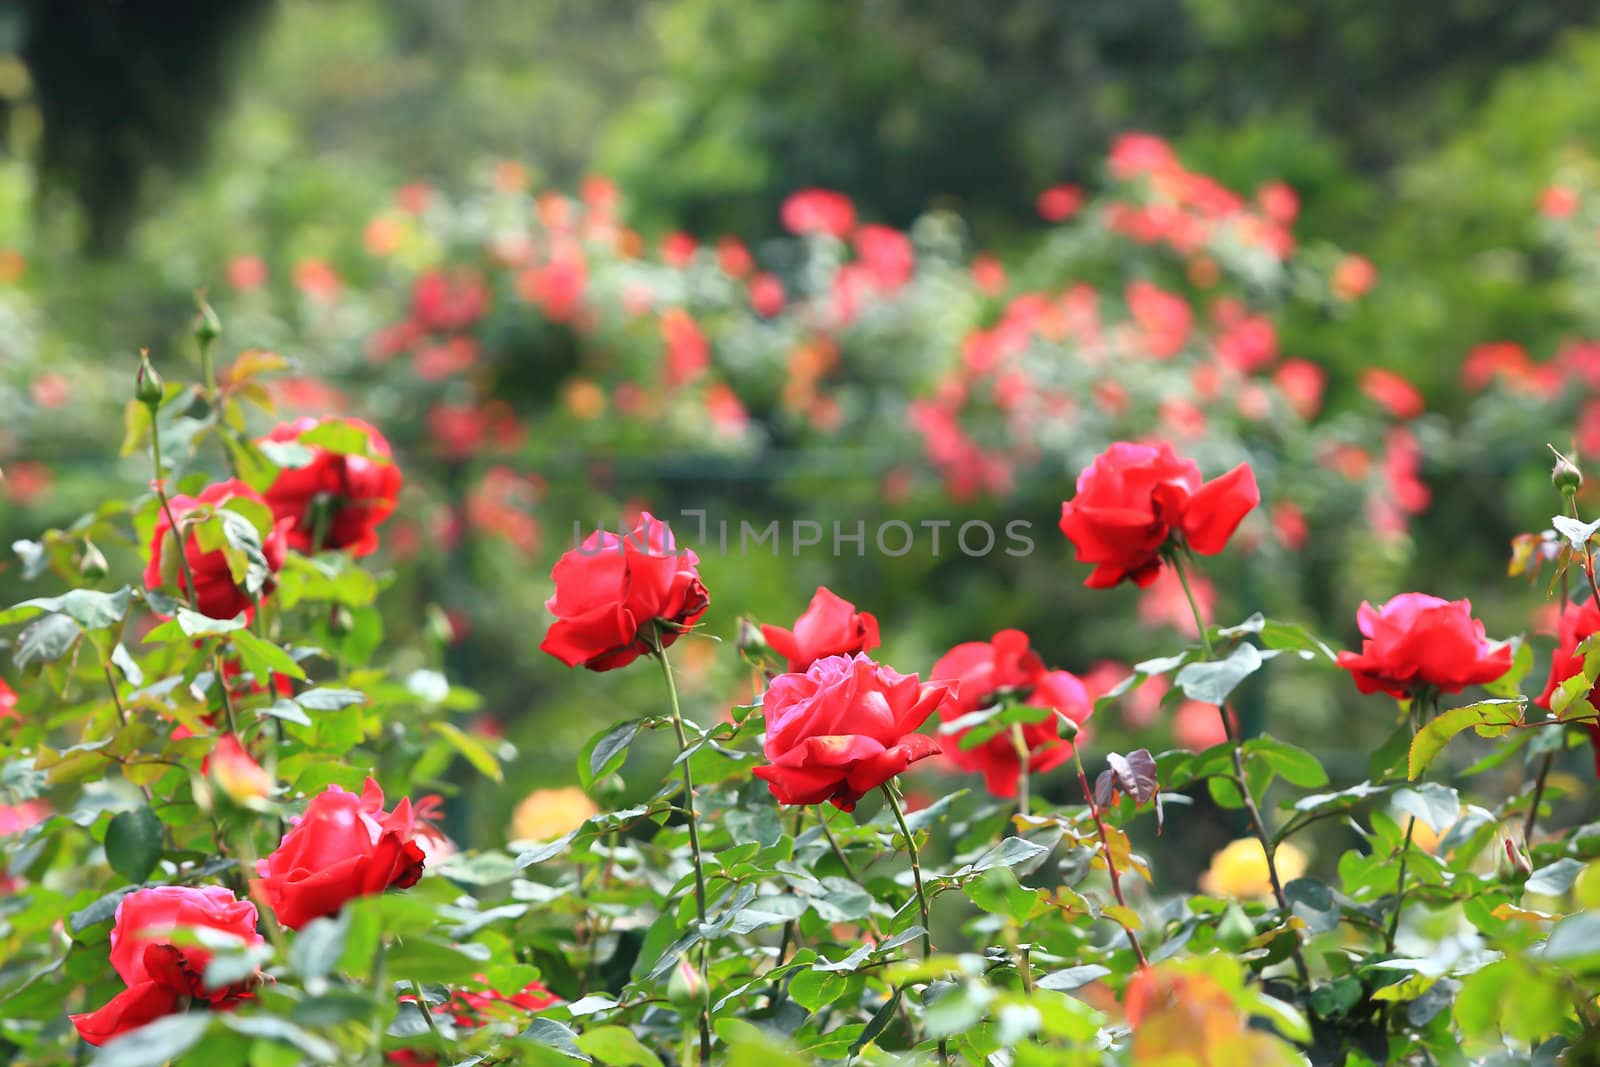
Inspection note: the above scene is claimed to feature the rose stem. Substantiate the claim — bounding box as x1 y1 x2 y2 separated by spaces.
1171 550 1309 984
652 629 712 1067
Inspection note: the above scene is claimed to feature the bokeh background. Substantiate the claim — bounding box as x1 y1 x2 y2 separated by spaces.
2 0 1599 880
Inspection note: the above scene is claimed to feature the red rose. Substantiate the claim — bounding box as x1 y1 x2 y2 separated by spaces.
780 189 856 238
931 630 1093 798
70 885 262 1046
143 479 288 620
1058 442 1259 588
760 587 880 673
753 653 953 811
1535 598 1600 774
253 778 426 930
258 417 403 557
540 513 709 671
1336 593 1512 699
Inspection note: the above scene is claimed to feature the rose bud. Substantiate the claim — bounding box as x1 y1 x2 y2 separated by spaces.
1553 451 1583 496
204 734 274 804
134 350 165 410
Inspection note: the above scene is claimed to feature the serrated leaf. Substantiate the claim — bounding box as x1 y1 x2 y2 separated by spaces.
1408 699 1525 779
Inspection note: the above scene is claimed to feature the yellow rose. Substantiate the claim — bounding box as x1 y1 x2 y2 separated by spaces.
510 786 599 842
1199 838 1308 900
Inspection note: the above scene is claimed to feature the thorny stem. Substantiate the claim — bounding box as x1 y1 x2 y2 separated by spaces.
652 631 712 1067
766 810 806 1006
1170 551 1310 984
409 979 448 1058
882 784 948 1065
1070 746 1148 968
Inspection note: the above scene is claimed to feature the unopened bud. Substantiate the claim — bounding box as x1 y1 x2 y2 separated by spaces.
78 541 109 581
1505 837 1533 877
204 734 274 804
134 351 164 410
667 957 705 1007
735 616 770 660
194 296 222 352
1554 455 1583 496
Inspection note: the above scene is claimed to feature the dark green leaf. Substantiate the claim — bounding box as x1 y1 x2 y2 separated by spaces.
581 718 644 790
1246 736 1329 788
105 807 163 883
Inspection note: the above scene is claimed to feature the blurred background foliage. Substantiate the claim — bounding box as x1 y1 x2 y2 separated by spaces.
2 0 1600 865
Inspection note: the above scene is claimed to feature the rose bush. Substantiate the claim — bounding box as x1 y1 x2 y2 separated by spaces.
8 148 1600 1067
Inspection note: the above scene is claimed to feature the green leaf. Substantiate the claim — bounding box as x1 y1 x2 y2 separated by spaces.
430 720 503 782
575 1027 664 1067
230 630 308 682
219 1016 339 1062
1368 721 1412 781
289 913 349 980
1175 643 1263 706
1542 911 1600 969
260 699 313 727
105 806 163 883
580 718 644 790
788 967 851 1012
1036 965 1110 991
89 1012 210 1067
1245 735 1329 788
294 687 366 711
1391 783 1459 834
110 643 144 686
14 613 81 670
298 420 374 456
1407 699 1525 779
520 1018 592 1061
964 866 1040 923
0 587 132 628
1526 857 1586 896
